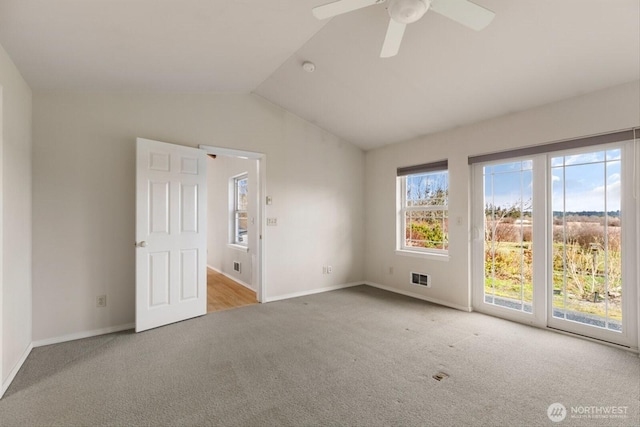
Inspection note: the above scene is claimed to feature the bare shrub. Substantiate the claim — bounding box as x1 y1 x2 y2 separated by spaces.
574 223 603 248
552 223 622 302
562 243 593 299
554 222 604 249
485 247 532 283
486 221 535 243
607 228 621 251
607 217 621 227
486 221 516 242
495 223 519 242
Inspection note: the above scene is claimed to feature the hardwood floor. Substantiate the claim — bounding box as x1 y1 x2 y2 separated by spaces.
207 269 258 313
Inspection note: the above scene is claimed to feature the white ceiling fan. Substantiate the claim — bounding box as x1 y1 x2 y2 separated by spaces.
312 0 495 58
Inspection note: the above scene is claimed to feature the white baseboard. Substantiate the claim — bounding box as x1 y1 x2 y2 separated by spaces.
207 265 255 293
264 282 363 303
33 323 135 348
364 281 472 312
1 342 33 399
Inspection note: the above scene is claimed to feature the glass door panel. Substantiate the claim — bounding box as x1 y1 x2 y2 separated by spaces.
483 160 534 313
550 148 623 333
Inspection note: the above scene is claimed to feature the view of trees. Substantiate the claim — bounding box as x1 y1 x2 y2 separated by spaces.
484 200 533 304
404 172 448 250
484 201 622 323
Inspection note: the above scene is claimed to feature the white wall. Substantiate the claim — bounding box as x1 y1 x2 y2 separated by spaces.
207 155 257 289
0 43 32 393
32 92 365 342
364 80 640 311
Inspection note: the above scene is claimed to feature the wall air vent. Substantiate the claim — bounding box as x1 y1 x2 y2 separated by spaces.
233 261 241 273
411 272 431 287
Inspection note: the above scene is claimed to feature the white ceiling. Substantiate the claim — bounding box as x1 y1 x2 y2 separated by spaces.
0 0 638 150
0 0 328 92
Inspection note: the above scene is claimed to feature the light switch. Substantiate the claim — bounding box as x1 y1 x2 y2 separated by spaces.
267 218 278 226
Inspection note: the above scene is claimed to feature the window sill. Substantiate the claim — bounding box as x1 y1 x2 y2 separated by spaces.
227 244 249 253
395 249 449 261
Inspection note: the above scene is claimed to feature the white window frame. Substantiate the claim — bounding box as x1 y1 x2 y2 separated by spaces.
396 168 449 259
230 173 248 248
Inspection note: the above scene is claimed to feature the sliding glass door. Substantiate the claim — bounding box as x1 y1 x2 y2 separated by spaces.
472 142 637 348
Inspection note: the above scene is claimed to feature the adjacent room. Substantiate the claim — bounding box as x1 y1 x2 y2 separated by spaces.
206 151 260 312
0 0 638 425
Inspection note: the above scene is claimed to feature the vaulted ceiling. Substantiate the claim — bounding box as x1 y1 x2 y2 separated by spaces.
0 0 638 150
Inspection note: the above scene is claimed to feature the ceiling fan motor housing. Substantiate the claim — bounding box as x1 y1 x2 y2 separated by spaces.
388 0 430 24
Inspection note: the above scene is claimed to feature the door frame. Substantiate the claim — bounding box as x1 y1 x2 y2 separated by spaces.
0 87 4 395
200 145 266 303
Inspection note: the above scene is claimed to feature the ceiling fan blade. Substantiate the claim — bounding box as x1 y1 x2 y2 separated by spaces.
312 0 385 20
380 19 406 58
430 0 495 31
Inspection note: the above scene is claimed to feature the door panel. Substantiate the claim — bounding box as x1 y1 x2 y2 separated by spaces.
180 249 199 301
149 181 170 234
149 251 170 307
482 160 534 314
180 183 198 233
136 138 207 332
548 147 632 344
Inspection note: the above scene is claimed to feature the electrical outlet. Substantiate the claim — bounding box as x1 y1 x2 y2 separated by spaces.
327 265 332 274
96 295 107 308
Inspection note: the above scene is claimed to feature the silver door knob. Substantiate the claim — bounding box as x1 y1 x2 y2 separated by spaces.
136 241 148 248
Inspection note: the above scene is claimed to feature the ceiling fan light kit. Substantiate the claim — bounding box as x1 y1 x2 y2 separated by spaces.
312 0 495 58
388 0 430 24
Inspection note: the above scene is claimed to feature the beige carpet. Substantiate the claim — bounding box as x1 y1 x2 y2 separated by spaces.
1 285 638 426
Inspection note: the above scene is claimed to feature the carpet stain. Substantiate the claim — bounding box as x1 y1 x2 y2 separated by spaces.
432 372 450 381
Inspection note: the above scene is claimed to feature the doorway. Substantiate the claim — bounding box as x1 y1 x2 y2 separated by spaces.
471 140 638 348
201 145 265 311
206 269 257 312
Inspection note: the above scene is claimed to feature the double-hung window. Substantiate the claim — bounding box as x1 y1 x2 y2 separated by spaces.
232 173 248 246
398 160 449 254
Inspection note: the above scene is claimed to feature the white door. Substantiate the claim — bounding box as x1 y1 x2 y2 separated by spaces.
135 138 207 332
